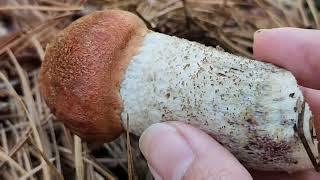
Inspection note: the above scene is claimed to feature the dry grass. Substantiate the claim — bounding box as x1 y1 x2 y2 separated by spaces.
0 0 319 179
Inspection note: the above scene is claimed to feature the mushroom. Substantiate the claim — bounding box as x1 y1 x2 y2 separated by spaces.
39 10 319 172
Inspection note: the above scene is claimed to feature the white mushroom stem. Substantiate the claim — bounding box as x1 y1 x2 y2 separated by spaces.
120 32 318 172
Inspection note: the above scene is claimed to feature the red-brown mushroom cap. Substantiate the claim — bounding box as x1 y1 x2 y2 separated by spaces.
39 10 148 142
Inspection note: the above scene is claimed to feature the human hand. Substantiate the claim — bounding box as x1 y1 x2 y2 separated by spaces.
251 27 320 180
138 28 320 180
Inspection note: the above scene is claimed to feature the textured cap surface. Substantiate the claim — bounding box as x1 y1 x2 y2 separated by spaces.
39 10 148 142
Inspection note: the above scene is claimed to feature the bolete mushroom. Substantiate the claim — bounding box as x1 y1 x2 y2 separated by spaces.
39 10 319 172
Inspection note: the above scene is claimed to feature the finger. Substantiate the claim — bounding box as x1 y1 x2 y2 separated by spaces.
251 169 320 180
253 28 320 89
301 87 320 139
139 122 252 180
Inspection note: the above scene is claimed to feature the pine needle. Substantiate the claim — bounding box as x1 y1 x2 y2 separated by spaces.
0 5 82 11
74 135 84 180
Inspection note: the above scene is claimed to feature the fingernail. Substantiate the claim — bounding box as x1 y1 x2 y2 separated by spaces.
148 164 162 180
139 123 194 180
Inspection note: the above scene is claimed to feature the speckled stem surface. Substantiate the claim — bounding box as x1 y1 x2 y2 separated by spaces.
120 32 318 172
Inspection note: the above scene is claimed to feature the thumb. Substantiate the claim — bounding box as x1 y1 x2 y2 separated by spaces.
139 122 252 180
